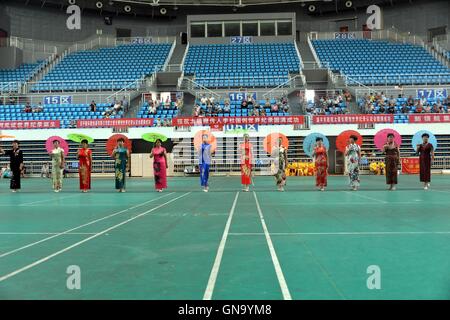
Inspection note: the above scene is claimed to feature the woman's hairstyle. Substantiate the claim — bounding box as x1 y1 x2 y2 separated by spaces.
387 133 394 138
81 139 88 144
117 138 125 143
422 133 430 138
53 139 60 144
315 137 323 142
202 134 209 139
154 138 162 145
243 133 249 139
12 140 20 145
349 135 358 141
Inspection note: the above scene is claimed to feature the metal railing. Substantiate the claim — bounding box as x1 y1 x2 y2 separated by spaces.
262 74 305 98
190 75 292 90
344 73 450 87
25 79 144 93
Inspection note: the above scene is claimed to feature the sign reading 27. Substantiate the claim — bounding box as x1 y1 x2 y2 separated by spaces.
231 36 253 44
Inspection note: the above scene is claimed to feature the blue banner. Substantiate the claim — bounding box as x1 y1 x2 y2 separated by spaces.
43 95 72 105
417 88 447 99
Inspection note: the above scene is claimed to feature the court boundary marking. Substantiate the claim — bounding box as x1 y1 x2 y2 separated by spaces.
0 192 175 259
253 191 292 300
228 231 450 236
0 192 191 283
203 191 240 300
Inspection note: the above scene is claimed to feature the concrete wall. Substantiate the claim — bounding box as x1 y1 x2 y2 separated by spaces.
1 1 448 44
0 46 23 69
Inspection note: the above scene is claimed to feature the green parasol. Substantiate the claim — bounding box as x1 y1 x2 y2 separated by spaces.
67 133 95 143
142 133 168 143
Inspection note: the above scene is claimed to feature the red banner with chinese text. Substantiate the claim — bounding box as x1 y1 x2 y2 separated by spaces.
172 116 305 127
408 114 450 123
77 118 153 128
401 157 420 174
0 120 60 130
313 114 394 124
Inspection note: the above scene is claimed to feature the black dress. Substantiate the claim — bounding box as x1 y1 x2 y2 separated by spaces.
5 149 23 189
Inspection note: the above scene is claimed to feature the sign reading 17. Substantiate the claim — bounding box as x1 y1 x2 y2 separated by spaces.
417 89 447 99
43 95 73 105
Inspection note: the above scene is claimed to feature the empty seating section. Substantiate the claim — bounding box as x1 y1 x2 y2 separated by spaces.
183 43 300 88
32 43 172 92
312 39 450 85
0 103 123 128
0 61 46 91
137 102 179 125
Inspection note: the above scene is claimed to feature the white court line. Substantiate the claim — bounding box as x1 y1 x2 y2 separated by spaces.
253 192 292 300
0 232 98 235
229 231 450 236
0 192 191 283
203 192 240 300
0 192 174 259
16 194 81 206
344 191 387 204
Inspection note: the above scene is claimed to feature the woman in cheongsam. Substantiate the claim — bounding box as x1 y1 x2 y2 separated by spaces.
416 133 434 190
240 134 253 192
344 135 361 191
112 138 130 193
77 139 92 193
312 137 328 191
383 133 400 191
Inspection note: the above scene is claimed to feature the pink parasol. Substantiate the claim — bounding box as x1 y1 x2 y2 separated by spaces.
374 128 402 151
46 136 69 156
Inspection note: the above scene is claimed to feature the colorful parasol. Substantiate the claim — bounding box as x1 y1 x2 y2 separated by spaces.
67 133 94 143
106 134 132 156
194 130 217 152
45 136 69 156
142 133 168 143
263 133 289 154
412 130 438 151
374 128 402 151
303 133 330 158
336 130 363 153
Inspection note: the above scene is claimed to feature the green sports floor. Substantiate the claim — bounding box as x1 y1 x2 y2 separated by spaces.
0 175 449 300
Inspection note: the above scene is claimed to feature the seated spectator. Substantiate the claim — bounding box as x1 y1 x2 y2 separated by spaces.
113 100 122 112
149 104 157 115
33 102 43 113
415 103 423 113
379 105 385 113
241 100 248 109
1 165 12 179
387 105 395 114
164 96 171 107
401 104 409 114
283 104 290 113
407 95 414 106
223 103 231 113
260 108 267 116
200 95 207 105
23 102 32 113
424 105 432 113
271 103 278 112
264 98 271 108
41 163 50 178
122 97 129 113
90 100 97 112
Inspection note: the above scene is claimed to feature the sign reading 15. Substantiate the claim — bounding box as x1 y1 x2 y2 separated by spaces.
43 95 73 105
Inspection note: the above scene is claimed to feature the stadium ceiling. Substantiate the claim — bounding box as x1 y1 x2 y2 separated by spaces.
14 0 402 8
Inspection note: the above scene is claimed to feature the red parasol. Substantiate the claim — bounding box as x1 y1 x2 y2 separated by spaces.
106 134 132 156
336 130 363 153
263 133 289 154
